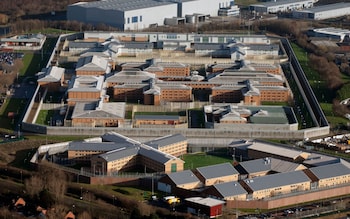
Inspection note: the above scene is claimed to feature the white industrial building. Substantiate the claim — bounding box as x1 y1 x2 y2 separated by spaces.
292 2 350 20
310 28 350 42
68 0 233 31
249 0 315 14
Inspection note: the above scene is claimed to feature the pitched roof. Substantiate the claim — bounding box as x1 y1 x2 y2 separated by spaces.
145 134 186 149
138 145 182 164
196 163 238 179
101 131 140 145
212 181 247 198
167 170 200 186
106 69 155 84
71 101 125 119
237 157 305 174
309 163 350 180
76 55 108 72
98 146 139 161
68 142 121 151
303 153 341 167
247 142 310 160
243 171 310 192
69 75 104 92
37 66 64 82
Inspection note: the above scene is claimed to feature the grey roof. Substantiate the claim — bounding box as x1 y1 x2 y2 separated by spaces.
237 158 271 174
106 70 155 84
76 55 108 72
69 41 100 49
237 157 305 174
208 71 283 84
134 115 180 121
247 142 309 159
309 163 350 180
194 43 230 50
69 75 104 92
247 106 289 124
138 145 180 164
244 171 310 192
303 153 341 167
37 66 64 82
167 170 200 186
122 42 154 49
71 0 175 11
71 101 125 119
247 44 279 51
251 0 313 8
213 181 248 198
143 85 160 95
299 2 350 13
196 163 239 179
101 131 140 145
98 146 139 161
1 33 45 43
144 134 186 149
69 141 121 151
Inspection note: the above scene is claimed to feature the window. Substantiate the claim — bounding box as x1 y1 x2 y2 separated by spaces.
132 16 138 23
140 16 142 22
127 17 130 24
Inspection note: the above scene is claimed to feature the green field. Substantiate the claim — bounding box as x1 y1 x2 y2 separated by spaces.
182 152 233 169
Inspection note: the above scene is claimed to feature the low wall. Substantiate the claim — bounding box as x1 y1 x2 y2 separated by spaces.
226 184 350 210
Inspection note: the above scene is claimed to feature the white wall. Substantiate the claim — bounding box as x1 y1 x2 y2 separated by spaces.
181 0 231 17
314 7 350 20
124 4 177 30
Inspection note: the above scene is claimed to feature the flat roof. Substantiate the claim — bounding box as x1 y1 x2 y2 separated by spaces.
185 197 225 207
71 0 175 11
299 2 350 13
251 0 314 8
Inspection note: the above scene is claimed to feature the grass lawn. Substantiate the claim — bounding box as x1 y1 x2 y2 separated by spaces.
182 152 233 169
36 110 55 125
0 98 27 130
320 103 348 125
